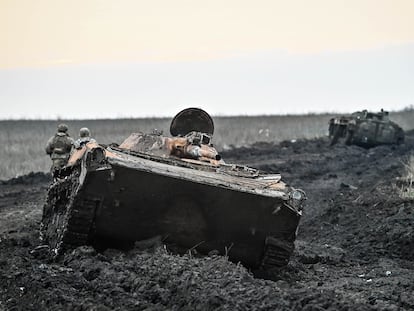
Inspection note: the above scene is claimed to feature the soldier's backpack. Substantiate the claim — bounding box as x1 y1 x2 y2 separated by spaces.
53 134 70 154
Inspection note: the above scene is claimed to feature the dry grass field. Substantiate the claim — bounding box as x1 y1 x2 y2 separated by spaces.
1 109 414 310
0 109 413 181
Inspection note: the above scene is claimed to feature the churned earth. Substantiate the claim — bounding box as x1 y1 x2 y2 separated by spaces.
0 132 413 310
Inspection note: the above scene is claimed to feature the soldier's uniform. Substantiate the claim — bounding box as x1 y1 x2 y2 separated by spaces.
74 127 96 149
45 124 74 171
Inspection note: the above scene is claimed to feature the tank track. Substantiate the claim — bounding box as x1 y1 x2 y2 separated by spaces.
41 174 98 257
261 236 294 269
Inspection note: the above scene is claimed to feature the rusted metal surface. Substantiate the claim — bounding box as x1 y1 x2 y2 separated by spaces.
67 141 100 166
170 107 214 136
107 148 292 200
119 133 221 163
41 108 305 269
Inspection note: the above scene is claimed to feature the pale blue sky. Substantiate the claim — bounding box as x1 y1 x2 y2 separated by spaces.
1 0 414 118
1 44 413 119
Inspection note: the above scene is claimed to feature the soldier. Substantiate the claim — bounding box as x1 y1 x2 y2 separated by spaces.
74 127 96 149
45 123 74 171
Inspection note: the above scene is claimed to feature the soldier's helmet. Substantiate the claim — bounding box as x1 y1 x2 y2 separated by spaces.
57 123 68 133
79 127 91 138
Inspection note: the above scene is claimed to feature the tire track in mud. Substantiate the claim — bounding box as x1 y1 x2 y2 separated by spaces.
0 135 413 310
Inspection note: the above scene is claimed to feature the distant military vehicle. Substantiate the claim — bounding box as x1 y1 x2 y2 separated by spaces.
41 108 306 269
329 109 404 147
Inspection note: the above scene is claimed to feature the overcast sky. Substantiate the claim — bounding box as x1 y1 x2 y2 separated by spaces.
1 0 414 119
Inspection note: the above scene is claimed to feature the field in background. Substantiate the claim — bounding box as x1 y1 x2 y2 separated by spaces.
1 109 413 180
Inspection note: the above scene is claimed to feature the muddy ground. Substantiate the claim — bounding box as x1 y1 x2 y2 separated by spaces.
1 133 413 310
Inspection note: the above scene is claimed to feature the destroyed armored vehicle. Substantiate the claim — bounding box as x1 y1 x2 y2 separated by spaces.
329 109 404 147
41 108 305 269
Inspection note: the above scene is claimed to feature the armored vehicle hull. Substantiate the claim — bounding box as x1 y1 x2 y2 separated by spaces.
329 109 404 147
41 109 305 269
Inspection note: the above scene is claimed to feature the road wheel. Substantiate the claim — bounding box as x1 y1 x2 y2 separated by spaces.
345 130 354 145
330 126 342 146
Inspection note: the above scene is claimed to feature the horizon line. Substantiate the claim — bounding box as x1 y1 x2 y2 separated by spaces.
1 107 413 122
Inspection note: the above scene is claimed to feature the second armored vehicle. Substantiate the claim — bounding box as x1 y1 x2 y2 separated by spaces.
329 109 404 147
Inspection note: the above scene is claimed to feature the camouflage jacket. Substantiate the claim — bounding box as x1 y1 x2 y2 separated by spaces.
74 137 96 149
45 133 74 159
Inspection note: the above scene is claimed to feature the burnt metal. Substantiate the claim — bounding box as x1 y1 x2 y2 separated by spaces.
41 108 305 269
170 107 214 136
329 109 404 147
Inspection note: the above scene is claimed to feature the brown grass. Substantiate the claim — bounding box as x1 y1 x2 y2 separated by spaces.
1 109 413 181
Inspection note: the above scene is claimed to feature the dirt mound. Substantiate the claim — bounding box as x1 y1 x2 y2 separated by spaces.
1 133 414 310
0 171 50 186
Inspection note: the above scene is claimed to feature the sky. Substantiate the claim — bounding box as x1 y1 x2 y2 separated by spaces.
1 0 414 119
